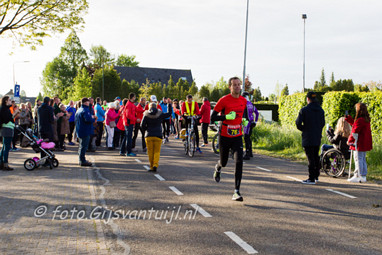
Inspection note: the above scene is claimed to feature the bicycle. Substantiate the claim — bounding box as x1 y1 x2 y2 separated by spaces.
183 116 198 157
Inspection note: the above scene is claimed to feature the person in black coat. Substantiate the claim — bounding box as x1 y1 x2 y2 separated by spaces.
38 97 55 142
141 101 172 172
296 92 325 184
0 96 15 170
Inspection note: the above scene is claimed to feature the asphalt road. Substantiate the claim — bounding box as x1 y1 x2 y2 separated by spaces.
90 137 382 255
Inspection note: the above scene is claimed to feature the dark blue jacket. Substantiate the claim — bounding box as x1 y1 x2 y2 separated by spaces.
37 103 54 137
66 106 76 123
296 102 325 147
75 105 95 138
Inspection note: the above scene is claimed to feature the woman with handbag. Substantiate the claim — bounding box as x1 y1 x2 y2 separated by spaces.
105 102 119 150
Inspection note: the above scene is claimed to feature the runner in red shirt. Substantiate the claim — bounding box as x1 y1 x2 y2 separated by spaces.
211 77 248 201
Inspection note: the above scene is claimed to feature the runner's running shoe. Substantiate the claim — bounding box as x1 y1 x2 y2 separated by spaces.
214 164 221 182
232 191 243 201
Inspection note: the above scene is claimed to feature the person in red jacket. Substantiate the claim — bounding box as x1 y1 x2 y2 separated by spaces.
132 97 147 151
345 102 373 183
200 97 211 147
123 93 137 157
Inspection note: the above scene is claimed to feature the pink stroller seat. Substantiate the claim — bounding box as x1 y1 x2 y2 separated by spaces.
37 139 56 150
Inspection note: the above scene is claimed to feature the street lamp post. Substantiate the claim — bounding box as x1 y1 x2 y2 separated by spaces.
302 14 307 92
13 60 30 86
243 0 250 84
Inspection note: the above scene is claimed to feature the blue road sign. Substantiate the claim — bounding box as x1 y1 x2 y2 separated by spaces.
14 84 20 97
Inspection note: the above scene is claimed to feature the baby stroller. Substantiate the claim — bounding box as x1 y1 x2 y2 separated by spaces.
16 126 59 170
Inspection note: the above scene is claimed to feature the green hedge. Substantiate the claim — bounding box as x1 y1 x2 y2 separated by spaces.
322 92 360 127
279 93 306 128
280 91 382 140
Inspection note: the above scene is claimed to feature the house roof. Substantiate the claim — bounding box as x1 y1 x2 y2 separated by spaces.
114 66 193 85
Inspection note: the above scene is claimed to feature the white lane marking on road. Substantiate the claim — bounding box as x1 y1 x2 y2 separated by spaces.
326 189 357 199
143 165 150 170
256 166 272 172
135 159 142 163
169 186 184 196
190 204 212 218
154 174 166 181
88 157 130 255
224 231 258 254
286 176 303 182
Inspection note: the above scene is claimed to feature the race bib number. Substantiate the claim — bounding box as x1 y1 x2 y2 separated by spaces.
227 125 241 136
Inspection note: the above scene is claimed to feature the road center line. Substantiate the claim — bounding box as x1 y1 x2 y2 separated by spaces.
169 186 184 196
143 165 150 170
256 166 272 172
224 231 258 254
135 159 142 163
286 176 302 182
326 189 357 199
190 204 212 218
154 174 166 181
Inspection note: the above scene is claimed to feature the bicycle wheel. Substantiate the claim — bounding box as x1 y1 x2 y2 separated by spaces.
188 132 196 157
212 133 219 154
321 149 346 177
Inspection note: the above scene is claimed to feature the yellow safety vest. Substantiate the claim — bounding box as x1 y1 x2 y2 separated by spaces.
185 101 195 116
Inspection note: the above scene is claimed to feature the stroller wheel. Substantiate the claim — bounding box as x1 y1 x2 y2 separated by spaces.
52 158 59 168
24 158 36 171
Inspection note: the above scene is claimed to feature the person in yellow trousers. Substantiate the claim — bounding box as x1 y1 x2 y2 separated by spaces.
141 99 172 172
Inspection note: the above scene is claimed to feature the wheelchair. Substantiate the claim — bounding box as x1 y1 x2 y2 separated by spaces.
320 148 350 178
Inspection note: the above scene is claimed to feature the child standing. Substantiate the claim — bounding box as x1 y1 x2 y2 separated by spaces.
346 103 373 183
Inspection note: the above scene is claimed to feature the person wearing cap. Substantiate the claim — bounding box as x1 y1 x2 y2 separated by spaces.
123 93 137 157
181 94 202 154
242 92 259 160
145 95 162 111
296 91 325 184
75 97 96 166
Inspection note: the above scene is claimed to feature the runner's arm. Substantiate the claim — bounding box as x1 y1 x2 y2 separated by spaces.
210 110 226 122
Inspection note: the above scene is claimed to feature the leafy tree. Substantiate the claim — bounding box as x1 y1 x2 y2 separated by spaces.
41 57 72 99
354 84 370 92
199 85 210 99
0 0 88 50
188 81 198 96
91 65 121 101
363 81 382 91
72 67 91 101
59 30 88 78
253 87 262 102
330 72 335 84
89 45 114 68
320 68 326 87
281 84 289 96
210 87 220 102
330 79 354 92
268 94 276 102
36 92 43 101
116 54 139 67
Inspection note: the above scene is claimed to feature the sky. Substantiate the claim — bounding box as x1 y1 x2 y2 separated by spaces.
1 0 382 98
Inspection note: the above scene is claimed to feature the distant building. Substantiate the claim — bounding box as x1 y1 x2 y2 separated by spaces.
114 66 193 85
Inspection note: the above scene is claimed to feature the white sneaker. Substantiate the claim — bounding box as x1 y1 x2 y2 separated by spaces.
360 176 367 183
348 175 361 183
